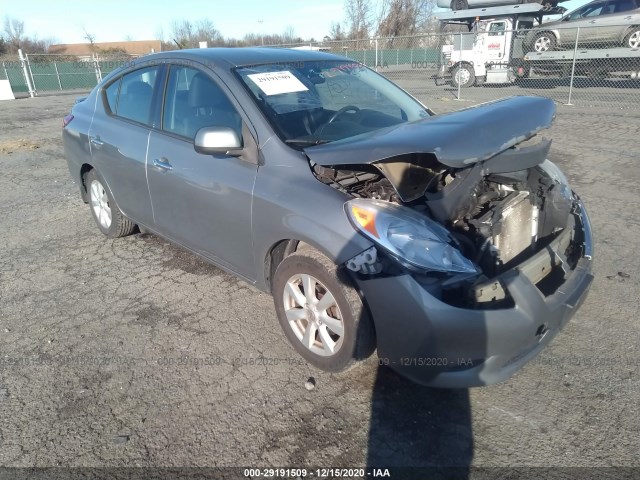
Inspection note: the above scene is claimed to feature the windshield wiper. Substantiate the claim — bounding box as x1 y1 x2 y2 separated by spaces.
285 139 329 146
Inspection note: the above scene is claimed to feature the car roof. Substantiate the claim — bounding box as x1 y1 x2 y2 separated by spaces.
134 47 347 70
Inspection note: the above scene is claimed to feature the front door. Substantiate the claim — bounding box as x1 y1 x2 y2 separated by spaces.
485 21 510 66
146 65 258 280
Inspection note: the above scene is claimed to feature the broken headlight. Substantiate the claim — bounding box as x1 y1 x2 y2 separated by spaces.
345 198 478 274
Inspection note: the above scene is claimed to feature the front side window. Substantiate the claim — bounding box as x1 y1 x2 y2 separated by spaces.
116 66 160 126
162 65 242 140
568 2 606 19
235 60 429 146
489 22 506 36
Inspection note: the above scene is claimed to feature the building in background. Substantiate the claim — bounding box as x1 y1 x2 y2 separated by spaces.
49 40 161 56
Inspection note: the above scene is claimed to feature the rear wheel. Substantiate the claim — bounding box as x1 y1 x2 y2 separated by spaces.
451 63 476 88
624 28 640 48
272 248 375 372
85 169 135 238
532 32 556 52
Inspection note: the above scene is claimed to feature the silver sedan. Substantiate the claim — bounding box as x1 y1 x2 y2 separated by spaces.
525 0 640 51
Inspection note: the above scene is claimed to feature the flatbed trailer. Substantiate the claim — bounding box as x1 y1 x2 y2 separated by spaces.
524 47 640 77
435 5 640 86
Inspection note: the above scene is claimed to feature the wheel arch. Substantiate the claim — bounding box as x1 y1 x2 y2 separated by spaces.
80 164 127 220
264 239 338 294
622 25 640 44
79 163 95 203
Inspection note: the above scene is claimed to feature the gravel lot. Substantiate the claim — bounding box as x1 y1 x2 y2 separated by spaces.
0 89 639 478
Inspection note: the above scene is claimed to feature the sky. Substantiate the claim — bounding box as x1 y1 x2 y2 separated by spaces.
2 0 590 45
1 0 345 44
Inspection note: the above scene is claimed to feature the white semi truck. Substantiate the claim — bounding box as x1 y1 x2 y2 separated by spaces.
436 4 640 87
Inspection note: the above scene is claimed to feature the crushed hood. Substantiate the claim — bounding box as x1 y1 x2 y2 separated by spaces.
304 96 556 169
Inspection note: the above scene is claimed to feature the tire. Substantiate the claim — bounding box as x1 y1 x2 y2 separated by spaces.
451 63 475 88
532 32 556 52
451 0 468 9
272 248 375 372
84 169 136 238
624 28 640 49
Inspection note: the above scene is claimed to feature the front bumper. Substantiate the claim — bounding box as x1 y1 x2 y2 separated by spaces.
354 198 593 388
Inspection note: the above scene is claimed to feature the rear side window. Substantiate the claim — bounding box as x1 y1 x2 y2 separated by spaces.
115 66 160 126
612 0 637 12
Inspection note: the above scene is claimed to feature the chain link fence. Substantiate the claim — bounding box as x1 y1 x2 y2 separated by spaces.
270 24 640 110
2 24 639 110
0 52 137 96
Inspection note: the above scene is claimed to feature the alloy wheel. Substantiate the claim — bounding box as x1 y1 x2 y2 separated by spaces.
534 36 552 52
282 273 345 357
90 179 112 229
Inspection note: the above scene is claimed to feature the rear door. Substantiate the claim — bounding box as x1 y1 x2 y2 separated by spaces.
596 0 639 41
146 64 258 279
88 65 162 226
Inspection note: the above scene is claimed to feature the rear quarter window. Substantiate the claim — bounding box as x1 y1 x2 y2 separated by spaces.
104 78 121 114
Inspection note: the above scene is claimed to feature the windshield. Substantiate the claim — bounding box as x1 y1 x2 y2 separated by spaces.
235 60 430 146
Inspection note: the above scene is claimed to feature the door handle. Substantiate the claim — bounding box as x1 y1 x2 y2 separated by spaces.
589 20 597 23
153 158 173 171
89 136 104 146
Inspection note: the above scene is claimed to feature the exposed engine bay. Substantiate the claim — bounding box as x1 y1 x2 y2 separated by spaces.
310 136 580 306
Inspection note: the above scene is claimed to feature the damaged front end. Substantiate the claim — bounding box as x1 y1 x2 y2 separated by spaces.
305 96 592 311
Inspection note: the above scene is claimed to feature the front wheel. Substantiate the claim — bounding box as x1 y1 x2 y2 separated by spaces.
451 63 476 88
85 169 135 238
624 28 640 48
272 248 375 372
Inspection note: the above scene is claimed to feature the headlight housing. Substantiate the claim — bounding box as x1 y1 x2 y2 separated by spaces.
345 198 478 274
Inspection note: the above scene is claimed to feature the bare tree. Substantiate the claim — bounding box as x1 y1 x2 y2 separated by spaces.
170 19 194 48
344 0 372 42
3 16 25 50
376 0 438 38
1 17 56 54
282 26 296 44
170 19 223 48
83 27 97 53
195 19 223 46
329 22 347 41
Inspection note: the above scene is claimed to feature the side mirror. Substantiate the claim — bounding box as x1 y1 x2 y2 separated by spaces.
194 126 243 155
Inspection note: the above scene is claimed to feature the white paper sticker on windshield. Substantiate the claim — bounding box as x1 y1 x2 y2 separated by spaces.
247 71 309 96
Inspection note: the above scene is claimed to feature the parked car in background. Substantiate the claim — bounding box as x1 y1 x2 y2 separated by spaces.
525 0 640 51
62 48 593 388
436 0 567 11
